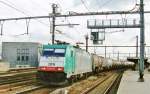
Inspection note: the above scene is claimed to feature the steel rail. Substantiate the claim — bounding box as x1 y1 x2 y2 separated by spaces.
0 80 37 93
15 85 47 94
81 73 114 94
103 72 123 94
0 76 36 85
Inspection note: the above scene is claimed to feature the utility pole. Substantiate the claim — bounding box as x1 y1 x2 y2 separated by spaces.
85 35 89 52
51 4 57 44
139 0 145 81
136 35 138 57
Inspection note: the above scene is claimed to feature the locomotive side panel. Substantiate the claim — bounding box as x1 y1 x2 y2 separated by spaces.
64 46 75 78
74 48 92 75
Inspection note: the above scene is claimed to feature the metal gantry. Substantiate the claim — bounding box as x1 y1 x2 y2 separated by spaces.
87 0 145 81
87 19 141 29
0 11 150 21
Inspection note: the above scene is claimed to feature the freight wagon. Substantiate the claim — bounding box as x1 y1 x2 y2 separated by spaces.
91 54 104 73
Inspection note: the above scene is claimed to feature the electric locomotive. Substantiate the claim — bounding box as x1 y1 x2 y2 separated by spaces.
37 44 92 85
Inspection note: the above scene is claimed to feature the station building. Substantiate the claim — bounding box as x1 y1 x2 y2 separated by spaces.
2 42 41 69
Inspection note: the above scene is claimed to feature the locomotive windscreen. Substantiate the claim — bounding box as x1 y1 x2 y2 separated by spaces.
39 48 66 71
43 49 66 57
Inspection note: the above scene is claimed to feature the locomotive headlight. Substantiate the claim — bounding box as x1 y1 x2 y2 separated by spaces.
42 67 46 70
58 67 63 71
58 68 61 70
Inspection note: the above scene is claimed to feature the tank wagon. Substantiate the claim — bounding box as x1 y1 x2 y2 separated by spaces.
37 44 134 85
91 54 104 73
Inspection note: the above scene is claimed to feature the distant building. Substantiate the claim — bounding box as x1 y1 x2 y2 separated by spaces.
2 42 41 68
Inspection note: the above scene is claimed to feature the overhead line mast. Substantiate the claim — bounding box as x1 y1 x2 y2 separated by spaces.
139 0 145 82
51 4 57 44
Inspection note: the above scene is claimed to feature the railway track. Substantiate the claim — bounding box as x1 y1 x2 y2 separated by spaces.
0 70 123 94
0 68 64 94
103 71 123 94
16 85 45 94
81 71 123 94
0 69 38 94
0 72 36 85
0 77 52 94
0 80 37 92
0 68 36 75
15 85 57 94
65 71 123 94
0 69 37 77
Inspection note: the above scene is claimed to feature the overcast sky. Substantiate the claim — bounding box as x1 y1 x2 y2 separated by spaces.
0 0 150 59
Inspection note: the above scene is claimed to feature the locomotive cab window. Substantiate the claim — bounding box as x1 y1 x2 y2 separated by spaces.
55 49 65 57
42 48 66 57
43 49 54 56
55 49 65 53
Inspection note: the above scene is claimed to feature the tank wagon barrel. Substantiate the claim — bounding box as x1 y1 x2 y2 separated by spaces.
37 44 134 85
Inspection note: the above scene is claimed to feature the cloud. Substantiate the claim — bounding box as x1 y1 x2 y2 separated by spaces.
72 0 137 11
0 0 150 59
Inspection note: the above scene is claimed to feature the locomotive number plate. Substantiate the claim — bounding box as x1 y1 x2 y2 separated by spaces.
48 63 55 66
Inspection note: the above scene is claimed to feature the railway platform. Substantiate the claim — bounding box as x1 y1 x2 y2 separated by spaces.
117 70 150 94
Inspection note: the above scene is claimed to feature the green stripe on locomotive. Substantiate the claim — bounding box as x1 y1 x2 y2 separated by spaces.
43 44 68 49
64 45 75 76
65 45 92 77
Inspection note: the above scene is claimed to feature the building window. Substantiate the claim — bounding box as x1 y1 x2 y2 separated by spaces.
17 56 20 61
21 56 24 61
16 48 30 62
17 49 20 54
26 56 29 61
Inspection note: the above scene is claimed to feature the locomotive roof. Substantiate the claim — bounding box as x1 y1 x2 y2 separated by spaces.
43 44 71 49
42 44 89 53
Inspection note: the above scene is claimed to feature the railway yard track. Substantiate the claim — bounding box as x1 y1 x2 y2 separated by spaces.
81 71 123 94
0 68 39 94
0 70 123 94
0 68 59 94
49 70 123 94
0 73 36 85
0 68 37 76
